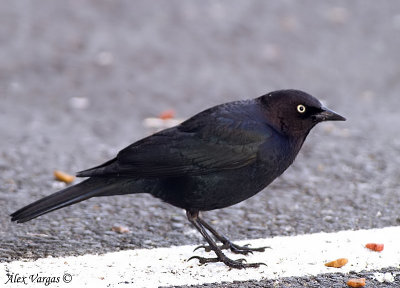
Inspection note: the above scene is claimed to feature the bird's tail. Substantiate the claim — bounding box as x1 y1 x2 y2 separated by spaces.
10 178 129 223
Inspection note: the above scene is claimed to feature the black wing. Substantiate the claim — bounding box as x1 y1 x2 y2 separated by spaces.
78 101 271 178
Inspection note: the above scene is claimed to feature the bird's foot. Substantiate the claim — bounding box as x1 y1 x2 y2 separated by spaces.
188 255 266 269
194 241 270 255
223 242 270 255
194 244 219 253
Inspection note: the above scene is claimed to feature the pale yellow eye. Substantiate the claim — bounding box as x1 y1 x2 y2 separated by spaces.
297 104 306 113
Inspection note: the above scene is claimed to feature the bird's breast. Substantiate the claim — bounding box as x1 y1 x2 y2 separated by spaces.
257 134 298 175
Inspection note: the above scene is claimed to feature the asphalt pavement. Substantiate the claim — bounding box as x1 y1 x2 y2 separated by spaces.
1 1 400 287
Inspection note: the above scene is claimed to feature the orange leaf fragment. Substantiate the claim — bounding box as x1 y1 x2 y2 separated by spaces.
365 243 384 252
324 258 348 268
347 278 366 287
159 109 175 120
54 170 75 184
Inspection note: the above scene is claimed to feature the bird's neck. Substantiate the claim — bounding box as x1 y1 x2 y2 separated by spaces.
288 128 312 155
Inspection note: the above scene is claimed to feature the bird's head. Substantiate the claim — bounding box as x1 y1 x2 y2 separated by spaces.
259 89 346 137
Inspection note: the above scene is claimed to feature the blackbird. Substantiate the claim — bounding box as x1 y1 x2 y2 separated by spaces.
11 89 345 268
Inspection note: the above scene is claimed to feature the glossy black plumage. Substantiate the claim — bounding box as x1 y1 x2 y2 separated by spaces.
11 89 345 268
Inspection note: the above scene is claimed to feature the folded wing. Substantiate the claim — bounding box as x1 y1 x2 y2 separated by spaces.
78 103 271 178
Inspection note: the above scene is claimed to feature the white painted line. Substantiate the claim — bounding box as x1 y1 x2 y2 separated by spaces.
2 226 400 287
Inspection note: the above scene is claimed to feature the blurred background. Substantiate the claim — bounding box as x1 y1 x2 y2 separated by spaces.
1 0 400 261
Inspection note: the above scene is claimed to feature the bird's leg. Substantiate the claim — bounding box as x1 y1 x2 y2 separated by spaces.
195 217 270 255
186 210 265 269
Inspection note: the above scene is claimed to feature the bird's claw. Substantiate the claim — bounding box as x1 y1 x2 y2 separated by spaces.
188 255 219 264
231 244 270 254
194 242 270 255
224 242 270 255
188 255 265 269
193 245 212 252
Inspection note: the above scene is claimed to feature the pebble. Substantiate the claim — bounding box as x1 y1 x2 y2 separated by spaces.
69 97 90 110
373 272 395 283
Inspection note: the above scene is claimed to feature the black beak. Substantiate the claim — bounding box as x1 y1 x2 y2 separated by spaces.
313 107 346 122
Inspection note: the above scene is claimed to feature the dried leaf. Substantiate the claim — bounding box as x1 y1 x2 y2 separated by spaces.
54 170 75 184
111 226 130 234
324 258 348 268
365 243 384 252
159 109 175 120
347 278 366 287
